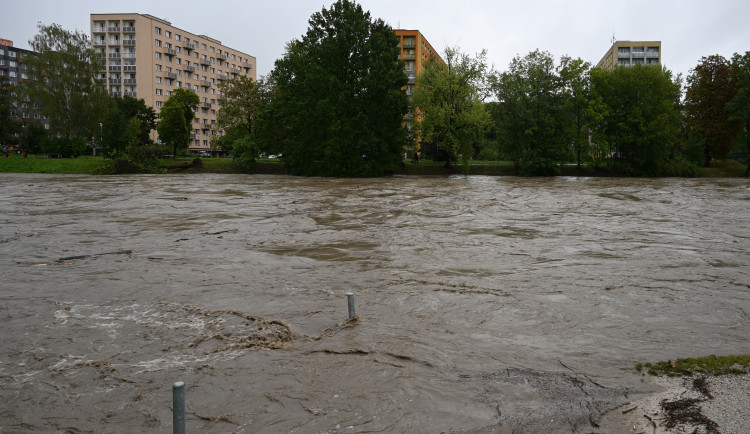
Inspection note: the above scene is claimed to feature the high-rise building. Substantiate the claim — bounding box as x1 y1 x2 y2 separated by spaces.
393 29 443 158
597 40 661 70
90 14 256 155
0 39 50 133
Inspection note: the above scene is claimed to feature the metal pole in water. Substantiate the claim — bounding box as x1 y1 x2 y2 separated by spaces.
346 292 355 318
173 381 185 434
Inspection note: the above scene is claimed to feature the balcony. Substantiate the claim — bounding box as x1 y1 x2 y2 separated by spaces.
124 91 137 97
122 53 136 59
632 52 645 58
122 26 135 33
123 65 136 71
201 123 211 129
109 91 121 97
401 54 416 60
406 72 416 84
183 41 197 50
403 42 415 48
107 27 120 32
646 50 660 58
123 78 136 85
200 58 211 66
109 78 121 84
108 40 121 46
122 40 136 46
93 26 106 33
167 48 177 55
94 40 106 47
108 53 121 58
108 65 122 71
618 51 630 58
201 101 212 108
183 65 197 72
167 72 177 79
220 53 228 59
202 80 211 87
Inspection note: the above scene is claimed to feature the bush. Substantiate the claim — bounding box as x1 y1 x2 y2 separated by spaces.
41 137 88 157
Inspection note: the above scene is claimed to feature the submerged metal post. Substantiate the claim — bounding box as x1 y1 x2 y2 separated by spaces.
173 381 185 434
346 292 355 318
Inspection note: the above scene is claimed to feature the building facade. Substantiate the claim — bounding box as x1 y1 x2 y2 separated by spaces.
393 29 443 158
597 40 661 70
0 39 50 133
90 14 256 155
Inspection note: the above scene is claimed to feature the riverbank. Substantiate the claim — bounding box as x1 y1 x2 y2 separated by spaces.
1 154 747 177
599 373 750 433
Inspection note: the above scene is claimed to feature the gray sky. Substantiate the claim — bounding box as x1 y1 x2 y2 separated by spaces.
2 0 748 82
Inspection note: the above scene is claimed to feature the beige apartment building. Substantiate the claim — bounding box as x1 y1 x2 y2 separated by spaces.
90 13 256 155
597 40 661 70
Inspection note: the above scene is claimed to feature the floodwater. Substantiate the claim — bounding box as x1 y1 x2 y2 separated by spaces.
1 173 749 433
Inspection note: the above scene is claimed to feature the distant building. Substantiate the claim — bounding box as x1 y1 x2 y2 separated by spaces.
597 40 661 70
393 29 444 158
90 13 257 155
0 39 50 131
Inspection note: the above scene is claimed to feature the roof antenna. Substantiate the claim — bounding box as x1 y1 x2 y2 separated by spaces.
611 33 616 45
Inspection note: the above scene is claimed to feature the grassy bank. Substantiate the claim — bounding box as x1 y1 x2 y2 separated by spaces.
637 354 750 377
1 153 747 177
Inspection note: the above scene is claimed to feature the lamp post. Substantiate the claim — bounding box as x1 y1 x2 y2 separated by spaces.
98 122 103 157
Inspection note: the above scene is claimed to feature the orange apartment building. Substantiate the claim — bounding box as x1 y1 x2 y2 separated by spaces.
394 29 443 158
90 13 256 155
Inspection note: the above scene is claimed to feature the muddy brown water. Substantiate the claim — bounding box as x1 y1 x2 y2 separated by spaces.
1 173 749 433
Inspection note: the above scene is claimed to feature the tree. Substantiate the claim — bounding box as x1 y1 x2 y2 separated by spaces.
412 47 492 168
117 96 156 147
213 75 274 167
157 103 189 158
558 56 592 167
684 55 741 166
157 89 198 158
272 0 409 177
0 76 21 151
590 65 682 176
22 23 109 143
492 50 571 175
728 51 750 176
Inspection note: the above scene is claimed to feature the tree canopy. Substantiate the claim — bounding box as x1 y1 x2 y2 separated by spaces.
157 89 198 158
22 23 109 142
684 55 741 166
728 52 750 176
412 47 492 167
272 0 409 177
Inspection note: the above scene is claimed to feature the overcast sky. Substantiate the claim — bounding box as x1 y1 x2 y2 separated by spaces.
2 0 748 82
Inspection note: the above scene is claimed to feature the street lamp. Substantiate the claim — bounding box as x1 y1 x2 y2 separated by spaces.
98 122 103 157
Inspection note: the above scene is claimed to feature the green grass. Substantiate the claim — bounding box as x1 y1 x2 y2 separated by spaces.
0 154 103 174
697 160 748 177
636 354 750 377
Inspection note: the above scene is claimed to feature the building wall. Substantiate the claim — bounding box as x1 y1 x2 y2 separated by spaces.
90 13 256 154
597 40 661 70
0 40 50 133
393 29 443 156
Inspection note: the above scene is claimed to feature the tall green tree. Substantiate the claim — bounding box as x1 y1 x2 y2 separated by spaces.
157 89 198 158
728 51 750 176
492 50 570 175
558 56 592 167
101 96 156 155
0 76 21 150
272 0 408 177
22 23 109 143
412 47 492 167
684 55 740 166
590 65 682 176
157 103 189 158
213 75 275 167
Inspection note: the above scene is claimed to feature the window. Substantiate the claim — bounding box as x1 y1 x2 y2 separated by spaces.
166 78 173 85
175 34 181 41
176 58 181 65
210 46 215 53
167 90 172 97
156 77 162 83
156 101 163 108
9 51 16 58
166 31 171 38
155 26 161 34
232 54 236 60
10 61 17 68
9 71 16 78
193 85 198 91
155 64 162 71
155 52 162 59
155 39 161 47
201 43 207 50
156 89 162 95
